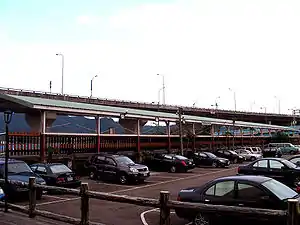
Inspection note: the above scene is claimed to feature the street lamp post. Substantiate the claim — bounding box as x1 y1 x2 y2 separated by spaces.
3 110 12 212
56 53 64 95
274 96 281 114
177 108 184 155
228 88 236 111
90 75 98 97
157 74 166 105
260 106 267 113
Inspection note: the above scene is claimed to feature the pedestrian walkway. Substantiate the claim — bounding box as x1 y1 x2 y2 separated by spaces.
0 211 69 225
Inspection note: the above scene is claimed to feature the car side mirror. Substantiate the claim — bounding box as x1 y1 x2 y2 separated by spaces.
296 161 300 167
281 166 288 170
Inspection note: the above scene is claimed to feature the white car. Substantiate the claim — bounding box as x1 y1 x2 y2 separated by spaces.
235 149 262 161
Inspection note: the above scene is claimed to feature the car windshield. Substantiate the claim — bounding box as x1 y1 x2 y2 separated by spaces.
262 179 298 200
115 156 135 165
205 152 217 158
175 155 188 160
228 150 237 155
50 164 72 174
1 162 33 174
282 159 297 169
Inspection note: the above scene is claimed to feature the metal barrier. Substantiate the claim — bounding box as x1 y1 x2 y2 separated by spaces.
0 177 298 225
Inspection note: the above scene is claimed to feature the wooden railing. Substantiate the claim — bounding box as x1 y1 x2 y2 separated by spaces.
0 177 299 225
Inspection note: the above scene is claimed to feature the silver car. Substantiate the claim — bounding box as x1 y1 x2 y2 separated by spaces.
235 149 262 161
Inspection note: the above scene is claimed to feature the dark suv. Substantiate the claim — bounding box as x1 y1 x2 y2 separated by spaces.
84 154 150 184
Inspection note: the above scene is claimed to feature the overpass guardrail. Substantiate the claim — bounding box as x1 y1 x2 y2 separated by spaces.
0 177 298 225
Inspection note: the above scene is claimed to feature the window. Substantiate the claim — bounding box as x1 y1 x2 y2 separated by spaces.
50 164 72 174
269 160 284 169
106 158 116 166
237 183 266 200
36 166 47 173
199 153 207 157
94 156 105 164
290 157 300 164
115 156 134 165
164 155 173 160
262 179 298 200
205 181 235 197
253 160 268 168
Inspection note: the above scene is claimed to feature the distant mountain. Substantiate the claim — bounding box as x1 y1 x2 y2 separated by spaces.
0 113 165 134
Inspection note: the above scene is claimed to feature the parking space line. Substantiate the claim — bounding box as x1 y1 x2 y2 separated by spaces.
110 166 238 194
149 175 177 179
44 195 70 200
95 182 133 188
36 197 81 206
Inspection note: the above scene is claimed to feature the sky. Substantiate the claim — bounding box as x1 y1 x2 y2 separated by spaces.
1 0 300 115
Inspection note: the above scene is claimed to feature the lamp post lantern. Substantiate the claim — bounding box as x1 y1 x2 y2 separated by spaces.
3 110 12 212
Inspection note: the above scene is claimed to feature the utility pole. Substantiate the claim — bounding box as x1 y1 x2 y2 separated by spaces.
178 107 184 155
49 81 52 93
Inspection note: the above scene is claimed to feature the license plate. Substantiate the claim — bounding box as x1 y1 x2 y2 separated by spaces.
144 173 148 177
67 177 73 181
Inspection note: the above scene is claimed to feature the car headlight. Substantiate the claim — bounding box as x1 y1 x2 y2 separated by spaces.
129 168 138 173
0 188 4 194
40 181 46 185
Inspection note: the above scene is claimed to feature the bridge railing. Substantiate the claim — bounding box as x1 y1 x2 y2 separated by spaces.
0 177 298 225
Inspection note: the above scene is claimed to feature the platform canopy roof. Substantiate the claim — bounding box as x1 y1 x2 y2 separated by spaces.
0 94 296 131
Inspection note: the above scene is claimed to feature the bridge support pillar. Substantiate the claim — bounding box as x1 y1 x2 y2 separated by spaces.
96 116 101 153
119 118 147 162
119 118 147 134
25 111 56 162
25 112 56 132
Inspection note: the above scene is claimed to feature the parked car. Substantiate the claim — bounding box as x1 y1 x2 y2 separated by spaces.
84 153 150 184
262 147 282 158
30 163 81 188
234 149 262 161
0 158 45 200
288 155 300 167
214 150 245 163
237 157 300 188
267 143 299 155
175 175 297 225
143 153 195 173
241 146 262 154
190 152 230 168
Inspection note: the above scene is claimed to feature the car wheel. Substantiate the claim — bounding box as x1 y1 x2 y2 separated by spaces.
212 162 217 168
89 170 96 180
170 166 176 173
291 151 296 155
233 158 238 164
119 173 128 184
250 156 255 161
193 213 210 225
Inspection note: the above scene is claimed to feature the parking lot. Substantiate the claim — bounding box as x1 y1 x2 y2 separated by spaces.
14 164 242 225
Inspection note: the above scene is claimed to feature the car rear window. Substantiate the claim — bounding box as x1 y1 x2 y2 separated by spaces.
50 164 72 174
175 155 188 160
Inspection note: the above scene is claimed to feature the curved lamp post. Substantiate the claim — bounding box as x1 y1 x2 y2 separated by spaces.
3 110 12 212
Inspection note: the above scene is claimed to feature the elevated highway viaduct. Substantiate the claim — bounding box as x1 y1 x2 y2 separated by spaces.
0 87 297 126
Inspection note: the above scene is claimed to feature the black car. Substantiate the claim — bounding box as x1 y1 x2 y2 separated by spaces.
84 154 150 184
238 158 300 188
143 153 195 173
215 150 245 163
176 175 299 225
288 155 300 167
191 152 230 168
30 163 81 188
0 158 45 200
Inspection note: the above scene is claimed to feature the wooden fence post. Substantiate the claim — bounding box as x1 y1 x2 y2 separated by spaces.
287 199 299 225
28 177 36 218
159 191 170 225
80 183 89 225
